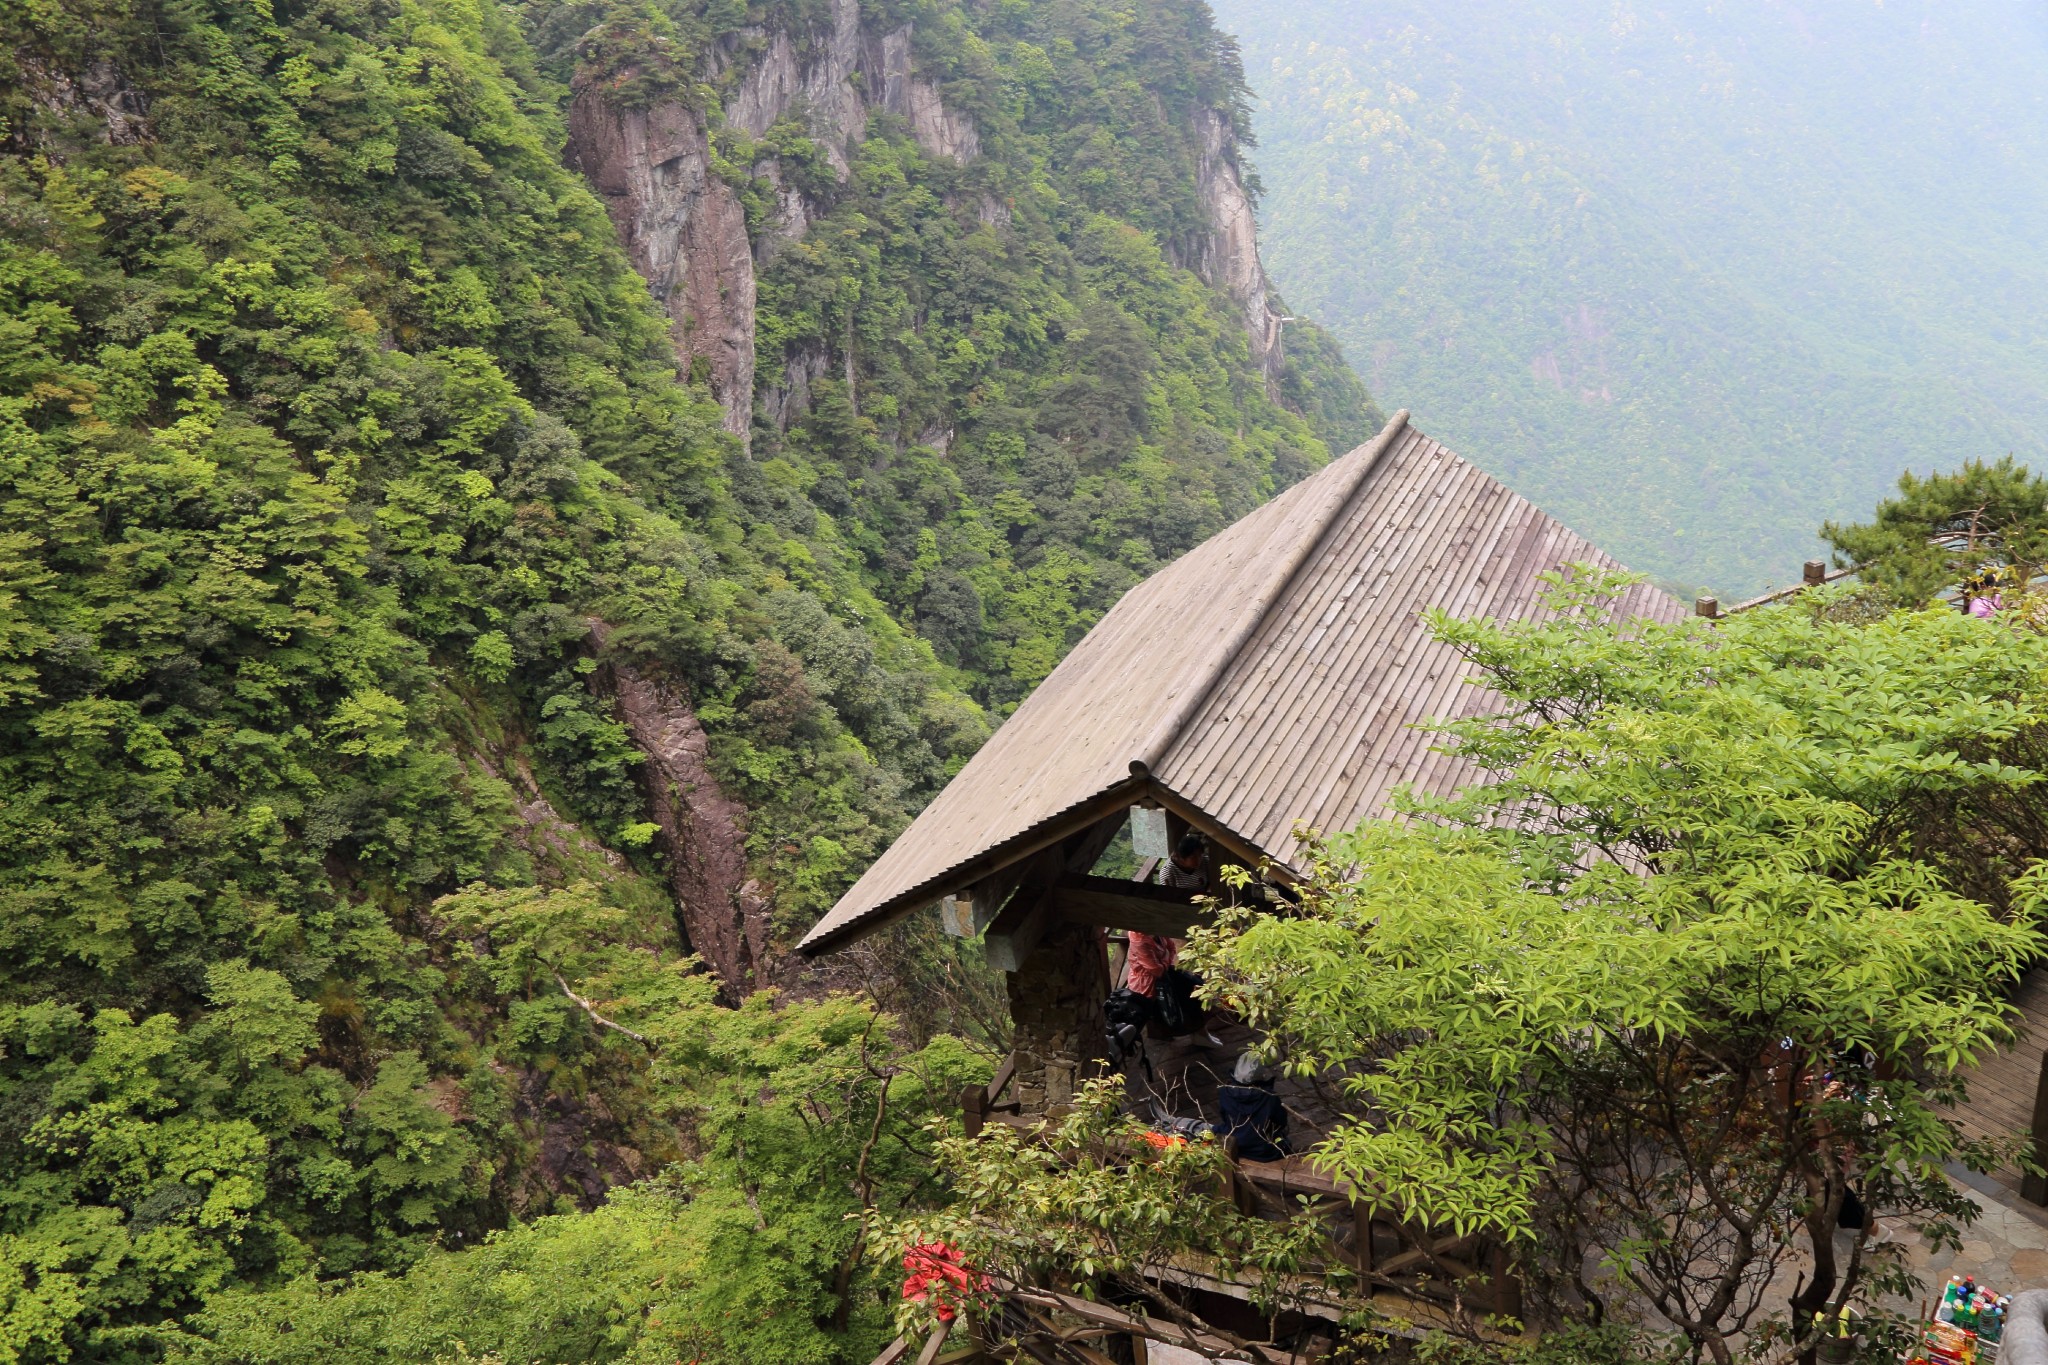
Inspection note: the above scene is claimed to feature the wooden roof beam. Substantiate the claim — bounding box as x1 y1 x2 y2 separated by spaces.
797 778 1144 957
981 810 1134 972
1052 873 1209 936
1148 781 1296 887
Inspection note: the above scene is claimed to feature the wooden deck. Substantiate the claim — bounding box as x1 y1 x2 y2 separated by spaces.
1121 1021 1339 1147
1951 966 2048 1196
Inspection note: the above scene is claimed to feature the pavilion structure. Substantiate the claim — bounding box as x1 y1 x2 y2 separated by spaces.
802 411 1688 1361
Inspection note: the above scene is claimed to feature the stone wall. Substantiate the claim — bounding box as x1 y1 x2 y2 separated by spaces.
1006 914 1112 1116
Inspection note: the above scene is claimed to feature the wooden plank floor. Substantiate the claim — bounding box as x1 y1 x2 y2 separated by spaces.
1951 966 2048 1194
1121 1018 1346 1150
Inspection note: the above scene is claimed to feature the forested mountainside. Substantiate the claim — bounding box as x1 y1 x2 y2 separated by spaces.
0 0 1375 1356
1211 0 2048 597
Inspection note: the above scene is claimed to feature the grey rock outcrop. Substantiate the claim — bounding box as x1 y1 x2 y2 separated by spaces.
1188 105 1286 379
725 0 869 169
873 25 980 163
566 0 982 440
16 57 149 147
760 340 831 433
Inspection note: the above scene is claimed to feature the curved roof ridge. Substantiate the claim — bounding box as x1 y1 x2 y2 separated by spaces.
1126 410 1411 779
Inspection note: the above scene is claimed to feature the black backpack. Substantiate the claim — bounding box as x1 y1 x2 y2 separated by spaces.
1154 968 1204 1035
1104 987 1159 1071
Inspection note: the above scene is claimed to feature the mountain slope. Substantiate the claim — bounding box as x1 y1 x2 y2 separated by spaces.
1213 0 2048 596
0 0 1372 1355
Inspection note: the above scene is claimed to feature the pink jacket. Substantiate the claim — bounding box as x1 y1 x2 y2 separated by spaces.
1126 932 1181 997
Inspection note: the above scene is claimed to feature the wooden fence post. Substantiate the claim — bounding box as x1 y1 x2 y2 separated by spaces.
912 1321 952 1365
1804 560 1827 586
1696 594 1720 620
960 1083 988 1140
2023 1049 2048 1205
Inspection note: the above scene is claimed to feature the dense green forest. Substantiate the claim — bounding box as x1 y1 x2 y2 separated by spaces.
0 0 1374 1356
1211 0 2048 597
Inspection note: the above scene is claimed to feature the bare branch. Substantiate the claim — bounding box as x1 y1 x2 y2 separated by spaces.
553 970 654 1049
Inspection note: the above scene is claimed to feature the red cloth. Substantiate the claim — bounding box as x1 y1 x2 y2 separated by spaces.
902 1242 982 1322
1125 932 1181 998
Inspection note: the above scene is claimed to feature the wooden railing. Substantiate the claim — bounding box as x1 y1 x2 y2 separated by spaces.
952 1080 1519 1348
1696 560 1863 619
1228 1154 1520 1319
958 1051 1019 1139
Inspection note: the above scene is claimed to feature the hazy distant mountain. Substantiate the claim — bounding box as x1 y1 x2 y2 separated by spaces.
1214 0 2048 595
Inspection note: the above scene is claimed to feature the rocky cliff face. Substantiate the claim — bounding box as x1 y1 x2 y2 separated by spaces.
587 623 767 1002
13 55 149 148
1188 105 1286 379
570 4 1281 435
567 94 758 434
568 0 983 439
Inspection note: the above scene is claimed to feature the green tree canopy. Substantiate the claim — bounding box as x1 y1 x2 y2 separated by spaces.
1823 457 2048 607
1193 573 2048 1359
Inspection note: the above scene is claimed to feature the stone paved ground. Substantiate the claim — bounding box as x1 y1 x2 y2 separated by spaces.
1604 1177 2048 1349
1816 964 2048 1317
1897 1176 2048 1306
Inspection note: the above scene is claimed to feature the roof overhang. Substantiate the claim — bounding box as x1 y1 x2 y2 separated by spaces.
794 772 1297 957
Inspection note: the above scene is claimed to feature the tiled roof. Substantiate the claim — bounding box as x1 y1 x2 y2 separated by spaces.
797 413 1685 955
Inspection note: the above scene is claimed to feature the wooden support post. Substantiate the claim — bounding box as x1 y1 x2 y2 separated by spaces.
2022 1048 2048 1205
1050 873 1206 935
1487 1239 1523 1321
981 887 1053 973
1162 807 1190 855
960 1082 988 1139
1804 560 1827 586
986 811 1135 972
1696 594 1720 619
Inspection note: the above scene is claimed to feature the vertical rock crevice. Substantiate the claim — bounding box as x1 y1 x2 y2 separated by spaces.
587 624 767 1002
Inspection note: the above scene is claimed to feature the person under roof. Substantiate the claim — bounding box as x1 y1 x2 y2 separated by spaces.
1126 834 1205 998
